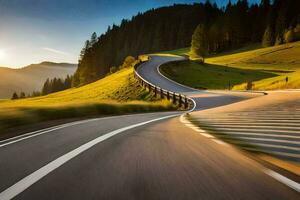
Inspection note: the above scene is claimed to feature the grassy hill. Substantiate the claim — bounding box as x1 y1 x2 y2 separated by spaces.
0 62 77 98
160 41 300 90
0 67 174 134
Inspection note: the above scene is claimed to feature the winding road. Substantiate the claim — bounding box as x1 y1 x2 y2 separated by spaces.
0 56 299 200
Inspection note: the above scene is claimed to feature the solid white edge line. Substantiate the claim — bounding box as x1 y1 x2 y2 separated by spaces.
0 114 178 200
155 56 300 193
0 112 178 148
156 58 199 92
189 98 197 112
0 118 103 148
264 169 300 193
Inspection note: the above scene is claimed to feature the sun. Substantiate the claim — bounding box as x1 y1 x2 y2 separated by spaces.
0 49 6 60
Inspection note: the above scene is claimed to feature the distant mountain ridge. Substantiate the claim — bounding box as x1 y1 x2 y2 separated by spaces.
0 62 77 99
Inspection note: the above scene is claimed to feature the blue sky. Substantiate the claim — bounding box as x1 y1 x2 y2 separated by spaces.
0 0 259 68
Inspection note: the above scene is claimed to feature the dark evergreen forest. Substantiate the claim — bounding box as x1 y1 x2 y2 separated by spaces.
71 0 300 86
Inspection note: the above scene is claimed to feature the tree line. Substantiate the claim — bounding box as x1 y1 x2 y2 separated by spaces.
75 0 299 86
12 0 299 99
41 75 73 95
73 3 208 86
11 75 73 100
11 56 139 100
191 0 300 60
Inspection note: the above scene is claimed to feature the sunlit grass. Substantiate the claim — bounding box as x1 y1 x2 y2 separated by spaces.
160 41 300 90
160 61 275 89
0 67 175 134
157 47 190 57
206 41 300 71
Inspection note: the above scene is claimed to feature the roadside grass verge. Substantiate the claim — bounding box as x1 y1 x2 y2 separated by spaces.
158 47 190 57
0 100 175 134
160 41 300 90
0 66 176 135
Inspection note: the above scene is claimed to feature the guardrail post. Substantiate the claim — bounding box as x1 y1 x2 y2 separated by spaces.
173 92 176 104
185 97 188 109
179 95 182 107
133 63 191 110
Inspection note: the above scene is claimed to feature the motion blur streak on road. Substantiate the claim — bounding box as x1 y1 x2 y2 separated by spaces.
14 117 299 200
0 56 298 199
190 91 300 163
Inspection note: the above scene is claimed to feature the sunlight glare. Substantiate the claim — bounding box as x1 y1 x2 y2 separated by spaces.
0 49 6 60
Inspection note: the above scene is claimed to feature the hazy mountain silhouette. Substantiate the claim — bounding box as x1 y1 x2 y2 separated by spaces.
0 62 77 98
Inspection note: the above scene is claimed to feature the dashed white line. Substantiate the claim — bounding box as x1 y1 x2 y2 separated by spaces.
212 139 229 146
180 113 300 193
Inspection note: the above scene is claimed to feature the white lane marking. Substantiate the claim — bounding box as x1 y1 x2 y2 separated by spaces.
0 118 106 148
178 94 300 193
189 98 197 112
156 58 199 92
0 112 178 148
200 133 215 139
180 115 215 138
182 114 300 193
0 114 178 200
264 170 300 193
189 126 205 132
212 139 229 146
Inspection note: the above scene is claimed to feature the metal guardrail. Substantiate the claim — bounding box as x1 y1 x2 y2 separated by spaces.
134 56 194 110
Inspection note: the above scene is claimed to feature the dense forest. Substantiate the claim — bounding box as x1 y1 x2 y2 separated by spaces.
191 0 300 60
74 0 299 86
14 0 297 99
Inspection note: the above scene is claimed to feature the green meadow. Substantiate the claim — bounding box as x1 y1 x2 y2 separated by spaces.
160 41 300 90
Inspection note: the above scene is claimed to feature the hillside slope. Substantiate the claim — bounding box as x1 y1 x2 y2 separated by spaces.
0 62 77 99
0 67 174 133
207 41 300 90
160 41 300 90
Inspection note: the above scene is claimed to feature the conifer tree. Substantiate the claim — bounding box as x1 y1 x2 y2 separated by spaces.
42 78 50 95
11 92 19 100
191 24 208 62
90 32 98 46
262 26 274 47
20 92 26 99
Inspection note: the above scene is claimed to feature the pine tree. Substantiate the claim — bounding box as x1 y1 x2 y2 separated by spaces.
262 26 274 47
79 40 90 64
64 75 72 89
11 92 19 100
191 24 208 62
42 78 50 95
90 32 98 46
20 92 26 99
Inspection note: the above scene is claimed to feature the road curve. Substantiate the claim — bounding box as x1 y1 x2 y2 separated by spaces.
0 56 298 199
137 56 260 111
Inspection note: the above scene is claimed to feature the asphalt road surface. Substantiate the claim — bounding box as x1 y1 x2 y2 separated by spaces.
0 56 298 200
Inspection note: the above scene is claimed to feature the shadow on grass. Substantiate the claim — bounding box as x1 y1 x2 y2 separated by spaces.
160 60 277 90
